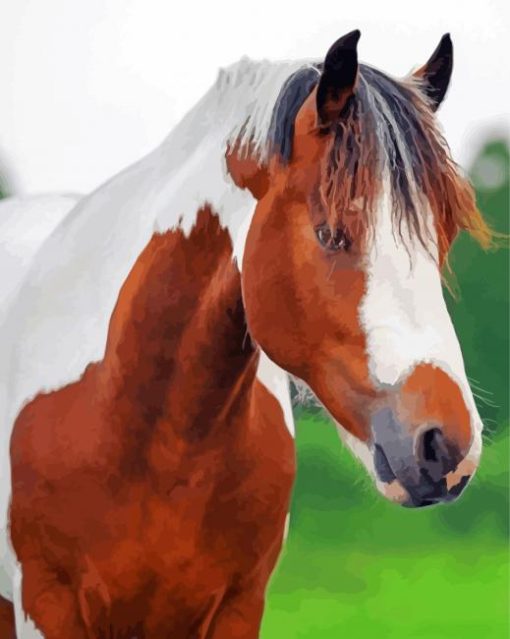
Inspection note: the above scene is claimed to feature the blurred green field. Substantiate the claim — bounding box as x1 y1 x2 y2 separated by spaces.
263 140 510 638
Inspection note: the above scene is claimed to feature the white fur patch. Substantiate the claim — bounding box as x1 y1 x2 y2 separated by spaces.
256 351 295 437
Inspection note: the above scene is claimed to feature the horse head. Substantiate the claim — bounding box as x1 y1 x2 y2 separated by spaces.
227 31 492 508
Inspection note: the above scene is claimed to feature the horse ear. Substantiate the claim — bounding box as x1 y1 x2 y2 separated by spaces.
225 143 270 201
413 34 453 111
316 30 361 125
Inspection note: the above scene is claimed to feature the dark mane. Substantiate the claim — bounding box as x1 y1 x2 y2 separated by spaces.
267 63 492 251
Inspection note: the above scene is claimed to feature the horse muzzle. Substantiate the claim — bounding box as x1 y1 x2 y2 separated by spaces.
371 407 475 508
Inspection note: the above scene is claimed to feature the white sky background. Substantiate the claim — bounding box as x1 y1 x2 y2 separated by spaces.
0 0 508 195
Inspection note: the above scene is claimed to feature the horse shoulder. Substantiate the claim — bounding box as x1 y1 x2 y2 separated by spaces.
9 364 121 559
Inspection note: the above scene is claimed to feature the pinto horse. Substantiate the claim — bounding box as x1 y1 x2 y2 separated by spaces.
0 31 491 637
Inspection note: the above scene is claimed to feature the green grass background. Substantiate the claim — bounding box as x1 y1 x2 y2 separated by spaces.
262 140 509 639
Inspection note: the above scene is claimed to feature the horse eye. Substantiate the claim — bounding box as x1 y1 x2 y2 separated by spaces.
315 224 351 252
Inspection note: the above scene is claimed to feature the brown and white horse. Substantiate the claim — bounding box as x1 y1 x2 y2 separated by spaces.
0 31 491 637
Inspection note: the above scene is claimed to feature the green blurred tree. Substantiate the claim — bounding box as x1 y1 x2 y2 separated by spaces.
0 172 6 199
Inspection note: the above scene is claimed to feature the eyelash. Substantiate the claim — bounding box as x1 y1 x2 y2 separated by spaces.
314 223 352 252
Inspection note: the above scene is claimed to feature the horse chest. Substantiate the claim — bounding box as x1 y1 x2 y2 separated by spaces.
136 421 294 590
9 373 295 633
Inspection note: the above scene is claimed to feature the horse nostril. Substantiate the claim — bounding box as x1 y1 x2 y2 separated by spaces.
417 427 460 477
421 427 444 464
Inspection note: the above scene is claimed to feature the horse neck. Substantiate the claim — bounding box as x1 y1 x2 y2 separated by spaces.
98 206 257 462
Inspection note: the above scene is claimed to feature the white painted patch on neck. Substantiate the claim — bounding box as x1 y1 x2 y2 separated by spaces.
359 188 482 433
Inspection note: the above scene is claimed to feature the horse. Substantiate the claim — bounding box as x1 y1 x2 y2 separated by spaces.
0 30 492 637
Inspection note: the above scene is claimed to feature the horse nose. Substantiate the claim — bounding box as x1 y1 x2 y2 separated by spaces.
372 408 471 507
415 427 462 482
402 426 466 507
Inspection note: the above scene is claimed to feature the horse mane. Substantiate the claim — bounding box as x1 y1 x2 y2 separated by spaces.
226 59 492 252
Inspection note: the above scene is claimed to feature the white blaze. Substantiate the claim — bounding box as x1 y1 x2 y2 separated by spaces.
336 189 483 492
359 188 482 442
